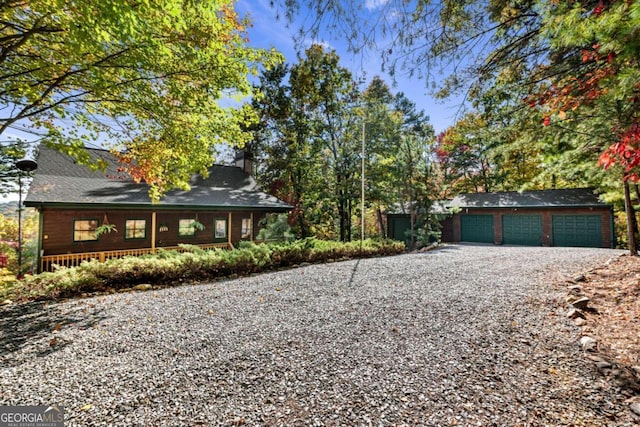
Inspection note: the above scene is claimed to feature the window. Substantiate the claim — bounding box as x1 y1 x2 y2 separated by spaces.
178 219 197 237
215 219 227 239
125 219 146 239
74 219 99 242
241 218 252 239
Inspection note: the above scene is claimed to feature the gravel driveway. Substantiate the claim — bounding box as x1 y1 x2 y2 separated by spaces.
1 244 636 426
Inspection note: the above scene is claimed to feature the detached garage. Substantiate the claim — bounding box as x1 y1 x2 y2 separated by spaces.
446 188 614 248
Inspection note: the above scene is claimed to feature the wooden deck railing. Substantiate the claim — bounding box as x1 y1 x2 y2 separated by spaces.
40 242 234 272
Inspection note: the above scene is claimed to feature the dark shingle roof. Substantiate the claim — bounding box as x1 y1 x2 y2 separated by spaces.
449 188 608 208
24 146 292 211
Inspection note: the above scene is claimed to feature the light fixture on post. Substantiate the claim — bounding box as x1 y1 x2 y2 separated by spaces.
361 118 365 245
16 158 37 277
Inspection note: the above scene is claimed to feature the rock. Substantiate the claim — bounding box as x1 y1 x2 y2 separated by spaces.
573 274 586 282
133 284 153 291
573 317 586 326
630 402 640 416
595 360 613 371
571 297 590 310
586 354 608 363
1 299 12 306
567 307 586 319
580 336 597 352
567 285 583 295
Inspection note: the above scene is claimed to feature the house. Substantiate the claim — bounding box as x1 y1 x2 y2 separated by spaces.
24 146 292 272
443 188 614 248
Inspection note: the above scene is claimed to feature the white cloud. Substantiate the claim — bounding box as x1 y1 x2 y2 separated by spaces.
365 0 390 11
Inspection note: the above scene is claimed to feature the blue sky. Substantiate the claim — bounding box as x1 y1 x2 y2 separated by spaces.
236 0 463 135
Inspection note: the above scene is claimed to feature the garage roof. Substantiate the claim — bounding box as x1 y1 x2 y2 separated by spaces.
449 188 609 209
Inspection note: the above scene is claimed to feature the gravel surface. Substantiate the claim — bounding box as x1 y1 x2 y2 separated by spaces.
1 244 637 426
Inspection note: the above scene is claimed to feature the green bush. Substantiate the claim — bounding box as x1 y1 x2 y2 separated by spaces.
9 238 405 301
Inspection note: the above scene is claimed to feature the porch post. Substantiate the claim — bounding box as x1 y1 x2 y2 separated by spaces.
36 209 44 273
151 211 157 252
250 212 254 241
228 212 232 247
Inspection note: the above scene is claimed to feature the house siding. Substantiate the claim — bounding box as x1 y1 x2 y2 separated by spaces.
448 207 613 248
39 208 266 256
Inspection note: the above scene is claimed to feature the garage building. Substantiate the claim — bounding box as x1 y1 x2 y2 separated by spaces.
444 188 614 248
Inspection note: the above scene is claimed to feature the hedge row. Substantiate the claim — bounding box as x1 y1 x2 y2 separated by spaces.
9 238 404 301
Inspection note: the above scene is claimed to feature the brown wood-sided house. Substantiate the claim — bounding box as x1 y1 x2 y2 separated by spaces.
440 188 614 248
24 146 291 272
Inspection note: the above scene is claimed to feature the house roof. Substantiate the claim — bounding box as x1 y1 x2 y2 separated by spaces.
24 145 292 211
449 188 609 209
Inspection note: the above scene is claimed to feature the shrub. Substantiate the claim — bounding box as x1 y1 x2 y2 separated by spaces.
8 238 405 301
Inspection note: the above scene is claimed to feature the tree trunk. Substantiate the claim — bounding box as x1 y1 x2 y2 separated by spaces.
409 194 415 250
376 206 386 238
634 184 640 237
337 192 347 242
624 180 638 255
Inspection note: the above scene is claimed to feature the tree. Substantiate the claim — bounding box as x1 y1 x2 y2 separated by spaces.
250 63 319 238
252 47 435 243
434 114 495 196
0 139 29 197
360 77 403 237
534 0 640 253
252 45 362 242
277 0 640 251
291 45 362 242
1 0 282 200
0 209 37 274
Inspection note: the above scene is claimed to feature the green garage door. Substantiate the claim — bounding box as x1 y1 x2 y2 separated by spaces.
389 216 411 244
552 215 602 247
460 215 494 243
502 215 543 246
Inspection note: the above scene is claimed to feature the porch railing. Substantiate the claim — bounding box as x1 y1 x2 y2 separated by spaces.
40 242 234 272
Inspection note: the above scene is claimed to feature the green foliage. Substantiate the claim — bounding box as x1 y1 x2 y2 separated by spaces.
7 239 405 301
94 223 117 237
0 140 31 198
1 0 283 200
252 51 435 243
256 213 295 242
0 267 18 299
0 210 38 275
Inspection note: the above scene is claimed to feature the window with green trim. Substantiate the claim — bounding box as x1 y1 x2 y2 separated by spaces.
74 219 99 242
178 219 197 237
125 219 146 239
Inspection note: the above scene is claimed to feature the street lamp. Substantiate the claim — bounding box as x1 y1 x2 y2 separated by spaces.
361 119 365 244
16 158 37 277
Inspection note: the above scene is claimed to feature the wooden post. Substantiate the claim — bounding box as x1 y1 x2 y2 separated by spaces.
228 212 232 247
151 211 157 252
250 212 254 241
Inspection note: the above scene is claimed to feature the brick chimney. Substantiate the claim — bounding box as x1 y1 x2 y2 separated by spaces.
234 150 255 175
